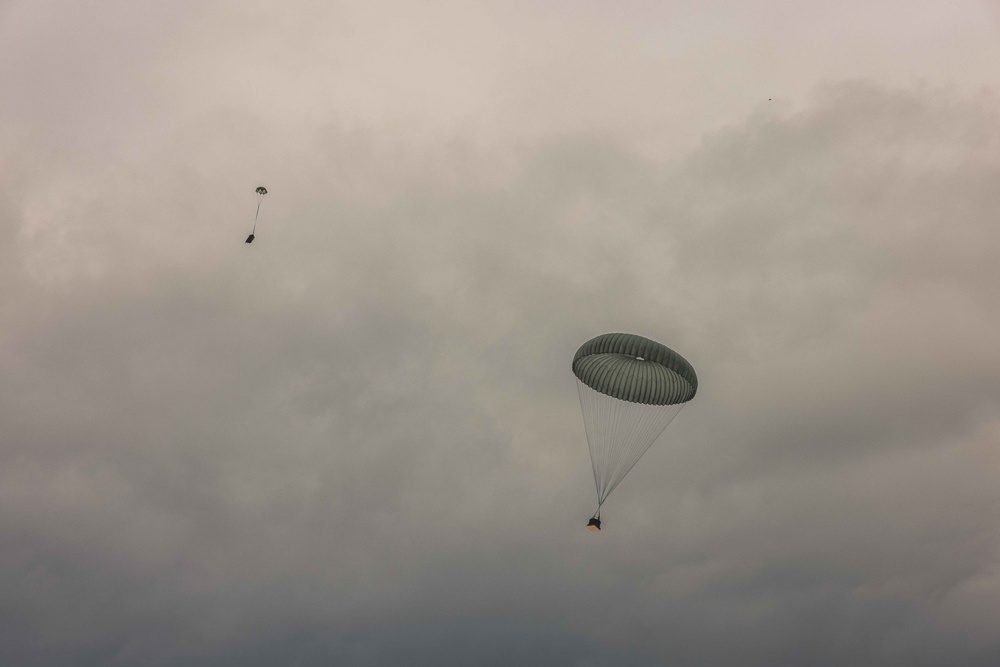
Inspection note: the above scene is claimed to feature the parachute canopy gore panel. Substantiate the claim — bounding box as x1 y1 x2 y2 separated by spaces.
572 333 697 406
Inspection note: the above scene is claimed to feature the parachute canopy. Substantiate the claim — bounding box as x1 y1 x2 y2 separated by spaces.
573 333 697 405
573 333 697 525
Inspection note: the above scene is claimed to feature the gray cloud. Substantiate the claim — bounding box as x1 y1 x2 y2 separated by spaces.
3 3 1000 665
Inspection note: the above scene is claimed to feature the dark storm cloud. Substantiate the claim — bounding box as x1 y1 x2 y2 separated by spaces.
3 2 1000 665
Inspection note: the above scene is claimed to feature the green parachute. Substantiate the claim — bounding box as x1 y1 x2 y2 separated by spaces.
572 333 698 531
245 186 268 244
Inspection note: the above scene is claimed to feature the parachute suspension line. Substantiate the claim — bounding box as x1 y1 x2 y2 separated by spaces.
577 380 603 503
576 379 685 506
252 188 266 235
251 198 263 235
601 400 684 503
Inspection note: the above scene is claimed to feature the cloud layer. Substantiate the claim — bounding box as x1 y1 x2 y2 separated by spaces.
3 2 1000 665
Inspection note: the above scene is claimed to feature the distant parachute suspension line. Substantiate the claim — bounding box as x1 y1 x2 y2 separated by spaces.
245 186 267 244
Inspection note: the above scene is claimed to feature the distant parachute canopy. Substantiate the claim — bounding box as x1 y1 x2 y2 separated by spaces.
246 186 268 244
573 333 697 528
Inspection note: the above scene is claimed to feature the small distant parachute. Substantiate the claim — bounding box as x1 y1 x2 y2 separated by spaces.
245 186 268 244
572 333 698 531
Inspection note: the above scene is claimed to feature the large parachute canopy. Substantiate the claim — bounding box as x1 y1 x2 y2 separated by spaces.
573 333 697 530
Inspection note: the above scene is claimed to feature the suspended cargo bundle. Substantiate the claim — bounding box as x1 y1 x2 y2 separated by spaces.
572 333 698 531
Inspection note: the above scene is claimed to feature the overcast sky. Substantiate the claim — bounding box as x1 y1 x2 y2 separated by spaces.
3 2 1000 665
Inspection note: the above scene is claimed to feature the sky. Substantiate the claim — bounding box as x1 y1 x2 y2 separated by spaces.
3 1 1000 665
